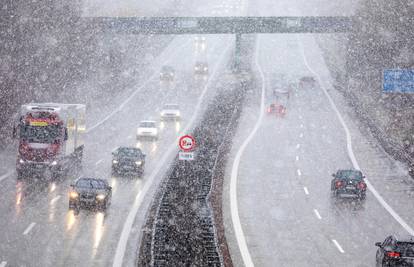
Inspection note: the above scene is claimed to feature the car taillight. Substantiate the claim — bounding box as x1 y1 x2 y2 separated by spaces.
267 108 271 113
357 182 366 190
335 180 343 188
386 251 400 258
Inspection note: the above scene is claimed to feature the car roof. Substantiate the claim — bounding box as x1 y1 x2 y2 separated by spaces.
140 120 156 124
163 103 179 107
397 236 414 243
76 177 107 184
117 146 142 152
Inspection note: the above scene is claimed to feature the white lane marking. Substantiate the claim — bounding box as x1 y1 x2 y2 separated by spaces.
299 115 303 120
95 159 103 166
86 39 192 133
296 155 299 161
299 133 304 138
50 195 61 204
113 41 233 267
303 187 309 195
296 144 300 149
230 36 265 267
300 124 304 128
0 261 6 267
313 209 322 220
23 222 36 235
111 146 118 152
332 239 345 253
127 135 133 139
299 36 414 236
0 170 13 183
297 169 302 176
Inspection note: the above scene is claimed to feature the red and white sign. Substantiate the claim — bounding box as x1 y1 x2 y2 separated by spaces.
179 135 196 152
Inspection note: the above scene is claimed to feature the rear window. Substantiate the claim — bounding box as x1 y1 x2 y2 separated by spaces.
397 242 414 257
76 179 106 189
117 147 142 157
164 104 179 110
337 170 363 180
140 122 156 128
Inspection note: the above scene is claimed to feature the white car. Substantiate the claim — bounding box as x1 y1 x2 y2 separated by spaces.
160 104 181 121
137 120 158 140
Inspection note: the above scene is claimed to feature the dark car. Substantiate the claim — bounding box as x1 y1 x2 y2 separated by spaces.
160 65 175 81
299 76 316 87
267 103 286 117
194 61 208 75
111 147 145 176
69 177 112 211
376 235 414 266
331 169 367 200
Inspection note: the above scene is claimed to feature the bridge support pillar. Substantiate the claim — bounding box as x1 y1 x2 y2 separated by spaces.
233 33 242 73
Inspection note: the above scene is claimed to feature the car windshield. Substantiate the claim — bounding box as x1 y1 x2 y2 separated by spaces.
19 124 62 143
161 66 173 72
163 104 179 110
337 170 363 180
76 179 106 189
117 147 142 157
139 122 156 128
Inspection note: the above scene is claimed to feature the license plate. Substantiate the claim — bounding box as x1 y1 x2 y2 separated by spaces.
35 164 44 169
346 186 355 190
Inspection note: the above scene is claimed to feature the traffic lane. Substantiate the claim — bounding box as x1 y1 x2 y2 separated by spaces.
231 95 345 266
0 35 232 266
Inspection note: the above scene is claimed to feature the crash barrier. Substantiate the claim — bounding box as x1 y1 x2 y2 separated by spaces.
138 79 249 266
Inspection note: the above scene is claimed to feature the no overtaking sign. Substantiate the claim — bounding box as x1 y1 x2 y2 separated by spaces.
179 135 196 161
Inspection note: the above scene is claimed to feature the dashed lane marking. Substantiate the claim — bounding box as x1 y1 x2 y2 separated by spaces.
297 169 302 176
303 187 309 195
296 144 301 149
95 159 104 166
313 209 322 220
299 133 304 138
332 239 345 253
296 155 299 161
23 222 36 235
50 195 61 204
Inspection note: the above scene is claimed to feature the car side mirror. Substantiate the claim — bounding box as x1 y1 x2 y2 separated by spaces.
331 173 336 177
64 128 68 141
12 126 17 139
375 242 382 247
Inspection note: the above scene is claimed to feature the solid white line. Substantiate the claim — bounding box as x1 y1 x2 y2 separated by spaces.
303 187 309 195
111 147 118 152
297 169 302 176
313 209 322 220
0 170 13 183
296 143 301 149
296 155 299 161
230 36 265 267
113 41 233 267
0 261 6 267
23 222 36 235
332 239 345 253
95 159 103 166
298 36 414 236
50 195 61 204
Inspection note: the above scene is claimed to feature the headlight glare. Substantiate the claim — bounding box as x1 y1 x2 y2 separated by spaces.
70 191 78 198
96 194 105 200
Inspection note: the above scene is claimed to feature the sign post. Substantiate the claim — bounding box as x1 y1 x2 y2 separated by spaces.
178 135 196 161
383 69 414 93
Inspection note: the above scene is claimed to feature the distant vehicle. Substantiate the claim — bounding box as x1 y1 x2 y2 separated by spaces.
160 65 175 81
375 235 414 266
13 103 86 179
331 169 367 200
69 177 112 211
194 36 206 51
194 61 209 75
137 120 159 140
112 147 145 176
299 76 316 87
160 104 181 121
267 103 286 117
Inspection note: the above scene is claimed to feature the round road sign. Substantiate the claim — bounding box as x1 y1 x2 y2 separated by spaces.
179 135 196 152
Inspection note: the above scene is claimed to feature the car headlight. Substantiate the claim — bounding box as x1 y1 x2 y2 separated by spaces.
51 160 58 166
112 160 118 164
160 111 165 116
96 194 105 201
176 111 181 116
135 161 142 166
69 191 79 198
19 159 24 164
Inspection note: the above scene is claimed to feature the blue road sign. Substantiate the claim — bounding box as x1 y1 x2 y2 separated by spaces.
383 69 414 93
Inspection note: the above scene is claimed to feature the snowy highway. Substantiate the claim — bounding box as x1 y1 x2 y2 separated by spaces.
1 0 413 266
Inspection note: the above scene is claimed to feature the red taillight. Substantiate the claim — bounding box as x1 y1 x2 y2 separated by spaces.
357 182 366 190
267 108 271 113
335 180 343 188
386 251 400 258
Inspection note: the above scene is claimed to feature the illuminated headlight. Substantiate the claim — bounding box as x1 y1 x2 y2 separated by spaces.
176 111 181 116
19 159 25 164
51 160 58 166
96 194 105 201
160 111 165 116
195 67 200 71
69 191 79 198
204 67 208 71
135 161 142 166
112 160 118 164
